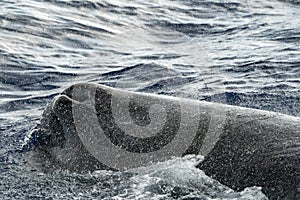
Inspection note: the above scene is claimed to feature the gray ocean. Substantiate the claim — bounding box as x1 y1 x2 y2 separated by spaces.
0 0 299 199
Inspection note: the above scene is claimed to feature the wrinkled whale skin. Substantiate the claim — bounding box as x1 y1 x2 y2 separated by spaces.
33 83 299 200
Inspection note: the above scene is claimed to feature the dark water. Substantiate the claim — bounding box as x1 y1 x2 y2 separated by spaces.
0 0 299 199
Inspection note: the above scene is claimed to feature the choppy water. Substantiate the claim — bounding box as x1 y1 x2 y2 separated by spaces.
0 0 299 199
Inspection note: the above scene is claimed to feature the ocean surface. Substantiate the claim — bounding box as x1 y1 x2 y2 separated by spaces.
0 0 299 199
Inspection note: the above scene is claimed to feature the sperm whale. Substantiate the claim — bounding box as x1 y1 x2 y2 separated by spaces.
31 83 299 199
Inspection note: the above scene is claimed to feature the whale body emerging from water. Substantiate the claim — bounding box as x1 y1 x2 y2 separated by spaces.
32 83 299 199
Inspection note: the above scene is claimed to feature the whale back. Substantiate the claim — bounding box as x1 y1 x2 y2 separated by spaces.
33 83 300 199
